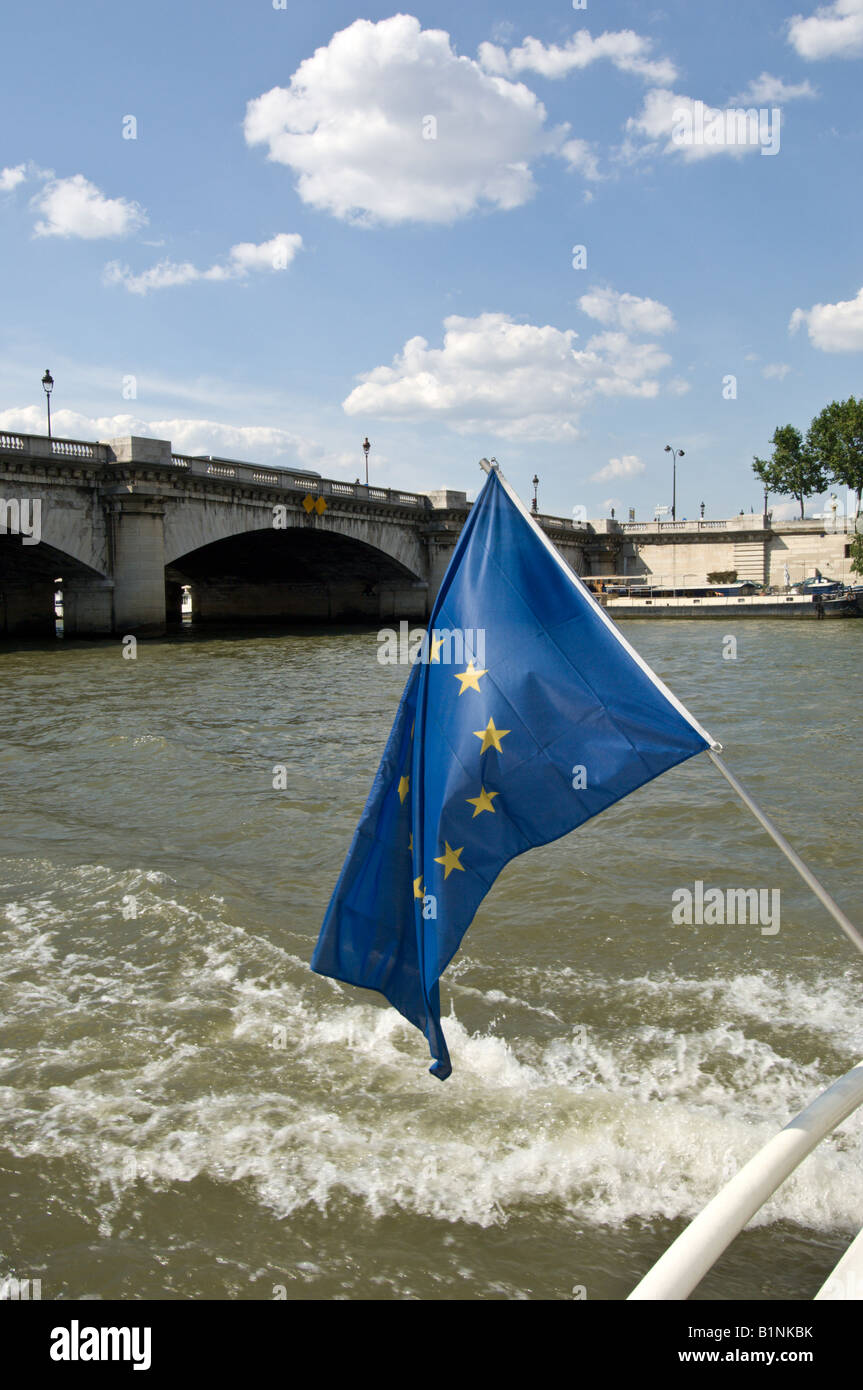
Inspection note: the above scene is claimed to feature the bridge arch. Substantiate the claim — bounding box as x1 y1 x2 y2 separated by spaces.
0 534 109 637
168 522 428 626
163 499 428 578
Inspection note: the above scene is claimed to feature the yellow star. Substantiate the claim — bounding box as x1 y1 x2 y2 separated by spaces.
398 775 410 804
466 786 498 818
454 662 488 695
473 718 510 754
413 875 425 899
434 842 465 879
429 634 445 662
408 832 413 852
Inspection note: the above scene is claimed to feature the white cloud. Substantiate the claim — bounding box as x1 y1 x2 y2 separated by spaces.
560 138 603 181
626 90 778 160
788 0 863 59
0 405 318 467
591 454 645 482
243 14 573 225
762 362 792 379
478 30 678 84
32 174 146 239
342 311 674 441
228 233 303 272
579 286 675 335
789 287 863 350
666 377 691 395
0 164 27 192
104 233 303 295
730 72 818 103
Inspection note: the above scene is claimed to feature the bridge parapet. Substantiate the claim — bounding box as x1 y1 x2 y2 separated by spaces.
0 431 110 463
169 451 432 510
624 517 767 535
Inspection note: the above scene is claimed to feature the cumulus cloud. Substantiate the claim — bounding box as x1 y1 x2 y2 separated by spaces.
0 164 27 192
104 233 302 295
478 29 678 84
762 362 793 379
789 287 863 350
788 0 863 59
590 454 645 482
579 286 675 335
243 14 577 225
0 405 319 468
625 90 778 160
342 310 674 441
730 72 818 103
32 174 146 239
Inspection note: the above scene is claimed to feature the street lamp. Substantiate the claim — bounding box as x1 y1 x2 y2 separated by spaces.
362 436 370 486
41 369 54 440
532 474 539 514
664 444 685 520
700 500 705 519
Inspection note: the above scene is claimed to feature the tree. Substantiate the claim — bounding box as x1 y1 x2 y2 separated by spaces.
850 531 863 579
806 396 863 518
752 425 829 519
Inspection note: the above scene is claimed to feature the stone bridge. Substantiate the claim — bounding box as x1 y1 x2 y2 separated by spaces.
0 432 595 637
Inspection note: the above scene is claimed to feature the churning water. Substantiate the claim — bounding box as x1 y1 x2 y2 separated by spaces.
0 620 861 1300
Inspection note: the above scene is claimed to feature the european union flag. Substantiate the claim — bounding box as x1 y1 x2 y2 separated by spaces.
311 466 715 1079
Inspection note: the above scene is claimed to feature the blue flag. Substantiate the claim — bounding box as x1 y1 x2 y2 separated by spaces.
311 466 715 1079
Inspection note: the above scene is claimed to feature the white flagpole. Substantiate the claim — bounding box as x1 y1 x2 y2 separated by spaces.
708 751 863 958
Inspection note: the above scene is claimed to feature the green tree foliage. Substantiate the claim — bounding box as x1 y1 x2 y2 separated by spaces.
806 396 863 511
752 425 829 519
850 531 863 579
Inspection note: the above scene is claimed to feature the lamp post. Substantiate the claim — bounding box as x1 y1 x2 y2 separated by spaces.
763 483 769 521
532 474 539 515
41 369 54 440
700 500 705 519
664 444 684 520
362 436 370 486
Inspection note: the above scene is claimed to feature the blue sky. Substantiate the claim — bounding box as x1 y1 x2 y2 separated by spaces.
1 0 862 520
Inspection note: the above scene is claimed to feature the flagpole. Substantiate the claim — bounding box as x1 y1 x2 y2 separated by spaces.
707 750 863 957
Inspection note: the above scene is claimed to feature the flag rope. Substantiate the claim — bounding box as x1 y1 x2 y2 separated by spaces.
707 750 863 957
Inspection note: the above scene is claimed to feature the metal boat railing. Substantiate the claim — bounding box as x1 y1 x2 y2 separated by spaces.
628 1059 863 1300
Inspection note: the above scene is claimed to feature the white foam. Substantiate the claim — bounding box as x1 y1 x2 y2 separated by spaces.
3 860 862 1237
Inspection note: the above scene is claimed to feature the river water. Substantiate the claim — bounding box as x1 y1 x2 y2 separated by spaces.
0 619 861 1301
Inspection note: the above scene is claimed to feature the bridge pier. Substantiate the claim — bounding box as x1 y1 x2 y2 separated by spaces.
62 577 114 637
108 493 167 636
